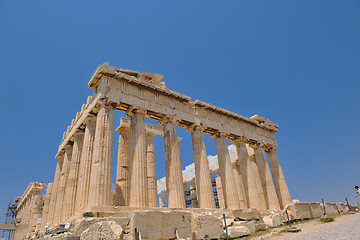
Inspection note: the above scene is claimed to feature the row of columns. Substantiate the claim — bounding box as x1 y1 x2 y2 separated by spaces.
43 99 291 227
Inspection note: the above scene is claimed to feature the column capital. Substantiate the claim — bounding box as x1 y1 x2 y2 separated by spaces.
158 116 177 126
185 124 204 133
264 144 277 152
116 118 131 132
74 130 85 138
230 136 248 145
211 131 227 139
248 140 264 149
125 106 146 117
95 98 116 108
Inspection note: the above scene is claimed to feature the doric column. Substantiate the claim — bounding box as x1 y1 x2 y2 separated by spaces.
232 164 247 209
54 145 72 224
115 120 130 206
249 154 267 210
75 116 96 212
128 108 148 207
88 100 114 207
146 133 158 207
159 193 166 207
215 176 225 209
160 117 185 208
266 147 291 209
233 140 262 210
47 157 63 225
40 182 53 230
188 125 215 209
213 132 240 209
252 143 281 210
64 132 84 219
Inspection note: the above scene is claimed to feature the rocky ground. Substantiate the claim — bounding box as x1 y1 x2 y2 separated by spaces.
249 212 360 240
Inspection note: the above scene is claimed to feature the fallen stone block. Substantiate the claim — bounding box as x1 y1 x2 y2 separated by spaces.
263 213 282 227
325 203 338 215
130 210 192 240
227 226 250 238
80 221 123 240
72 217 99 236
253 220 267 231
232 221 255 233
336 203 349 213
308 203 323 218
286 203 311 220
192 214 224 240
233 209 261 221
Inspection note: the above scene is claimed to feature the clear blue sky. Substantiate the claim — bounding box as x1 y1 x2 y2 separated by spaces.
1 1 359 221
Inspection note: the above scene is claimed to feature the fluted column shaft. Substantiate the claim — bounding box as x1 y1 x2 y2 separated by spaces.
267 149 291 209
249 155 267 210
232 164 247 209
234 141 262 209
190 126 216 209
189 180 199 208
214 133 240 209
64 133 84 219
129 109 148 207
253 145 281 210
55 145 72 224
162 118 185 208
88 101 114 206
47 157 63 225
40 182 53 230
115 125 130 206
75 117 96 212
146 134 158 207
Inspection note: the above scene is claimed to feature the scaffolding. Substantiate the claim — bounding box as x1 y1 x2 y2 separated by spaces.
1 197 17 240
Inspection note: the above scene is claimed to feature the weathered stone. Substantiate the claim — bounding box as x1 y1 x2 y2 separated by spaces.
325 203 339 215
227 226 250 238
192 214 224 240
336 203 350 213
286 202 311 220
80 221 123 240
308 203 323 218
232 221 255 233
263 213 282 227
253 220 267 231
130 210 191 240
72 217 99 236
233 209 261 220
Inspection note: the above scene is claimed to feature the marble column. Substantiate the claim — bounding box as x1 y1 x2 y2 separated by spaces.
233 140 262 210
253 144 281 210
215 176 225 209
189 125 216 209
88 101 114 207
63 132 84 219
214 132 240 209
75 116 96 213
161 117 185 208
40 182 53 230
115 122 130 206
249 155 267 210
267 148 291 209
146 133 158 207
55 145 72 224
47 157 63 225
232 164 247 209
128 108 148 207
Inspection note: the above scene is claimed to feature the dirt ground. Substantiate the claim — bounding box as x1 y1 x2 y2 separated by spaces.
248 213 360 240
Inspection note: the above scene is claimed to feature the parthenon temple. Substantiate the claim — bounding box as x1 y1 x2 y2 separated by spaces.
12 62 297 239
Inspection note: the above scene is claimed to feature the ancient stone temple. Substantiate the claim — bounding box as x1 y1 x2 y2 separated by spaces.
14 62 298 239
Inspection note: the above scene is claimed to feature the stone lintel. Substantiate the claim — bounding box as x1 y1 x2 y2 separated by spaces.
56 94 101 158
116 117 164 137
17 182 45 210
